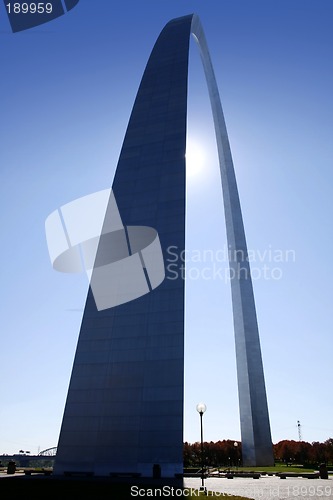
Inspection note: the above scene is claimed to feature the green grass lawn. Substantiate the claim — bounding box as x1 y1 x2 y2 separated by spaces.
217 464 317 474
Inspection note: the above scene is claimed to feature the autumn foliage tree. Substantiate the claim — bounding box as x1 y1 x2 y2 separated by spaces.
274 439 333 464
184 440 242 467
184 439 333 467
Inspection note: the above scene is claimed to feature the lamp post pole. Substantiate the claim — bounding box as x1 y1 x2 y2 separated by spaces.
234 442 238 470
196 403 207 494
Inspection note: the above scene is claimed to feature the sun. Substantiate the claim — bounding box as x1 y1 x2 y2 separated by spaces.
185 139 205 177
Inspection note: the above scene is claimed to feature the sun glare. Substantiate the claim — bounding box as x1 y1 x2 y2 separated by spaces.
185 139 205 177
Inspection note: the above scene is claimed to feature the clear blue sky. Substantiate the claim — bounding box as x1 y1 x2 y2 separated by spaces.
1 0 332 455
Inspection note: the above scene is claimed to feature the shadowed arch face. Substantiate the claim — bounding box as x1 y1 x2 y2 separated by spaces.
54 14 273 478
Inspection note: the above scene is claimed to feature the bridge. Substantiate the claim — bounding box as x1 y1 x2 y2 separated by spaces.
0 447 57 467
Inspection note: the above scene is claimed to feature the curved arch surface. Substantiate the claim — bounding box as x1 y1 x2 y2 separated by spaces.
54 14 273 478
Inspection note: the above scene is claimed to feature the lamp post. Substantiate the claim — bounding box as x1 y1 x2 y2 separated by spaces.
234 442 238 470
196 402 207 494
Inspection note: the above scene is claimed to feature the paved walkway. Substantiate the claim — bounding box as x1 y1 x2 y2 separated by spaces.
184 476 333 500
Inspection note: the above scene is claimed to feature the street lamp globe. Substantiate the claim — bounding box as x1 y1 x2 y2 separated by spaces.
196 402 207 415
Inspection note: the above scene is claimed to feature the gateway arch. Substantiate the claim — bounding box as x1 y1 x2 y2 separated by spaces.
52 14 274 478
